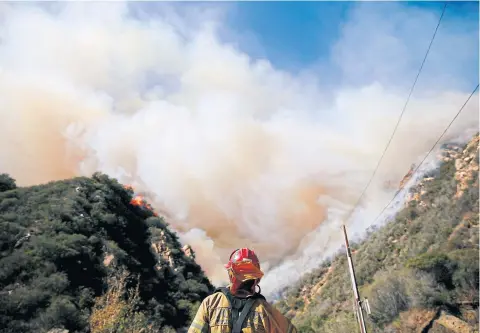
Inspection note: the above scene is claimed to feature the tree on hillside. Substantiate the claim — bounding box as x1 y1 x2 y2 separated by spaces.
0 173 16 192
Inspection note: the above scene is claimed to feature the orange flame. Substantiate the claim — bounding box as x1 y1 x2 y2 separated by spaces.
124 185 158 216
130 194 145 206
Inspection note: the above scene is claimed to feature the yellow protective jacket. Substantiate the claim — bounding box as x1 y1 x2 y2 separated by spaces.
188 290 298 333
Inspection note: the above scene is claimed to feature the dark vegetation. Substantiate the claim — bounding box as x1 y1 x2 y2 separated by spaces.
276 135 479 332
0 173 213 333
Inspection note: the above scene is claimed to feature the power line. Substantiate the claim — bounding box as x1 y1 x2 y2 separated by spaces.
343 2 449 225
341 82 477 333
371 83 479 226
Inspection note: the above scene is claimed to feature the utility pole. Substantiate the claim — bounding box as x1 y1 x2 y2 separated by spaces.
342 224 368 333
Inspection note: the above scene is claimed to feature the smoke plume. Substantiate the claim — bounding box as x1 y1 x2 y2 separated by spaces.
0 2 478 293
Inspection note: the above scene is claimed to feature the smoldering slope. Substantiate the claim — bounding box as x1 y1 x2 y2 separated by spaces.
0 2 478 294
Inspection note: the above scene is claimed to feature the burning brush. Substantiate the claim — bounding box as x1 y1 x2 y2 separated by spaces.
123 185 158 216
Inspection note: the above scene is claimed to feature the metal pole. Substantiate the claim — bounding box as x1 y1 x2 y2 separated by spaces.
342 224 368 333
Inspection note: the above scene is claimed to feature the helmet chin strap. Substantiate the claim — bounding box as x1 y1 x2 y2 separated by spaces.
256 284 261 294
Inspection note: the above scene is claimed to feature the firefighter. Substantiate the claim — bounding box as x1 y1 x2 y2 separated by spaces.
188 248 298 333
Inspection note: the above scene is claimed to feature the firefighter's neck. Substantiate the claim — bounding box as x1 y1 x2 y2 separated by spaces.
230 280 257 298
231 287 254 298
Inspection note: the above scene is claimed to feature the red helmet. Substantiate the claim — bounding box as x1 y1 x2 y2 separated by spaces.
225 248 264 295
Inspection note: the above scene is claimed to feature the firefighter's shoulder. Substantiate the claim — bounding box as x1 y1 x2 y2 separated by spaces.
254 298 298 333
201 289 231 309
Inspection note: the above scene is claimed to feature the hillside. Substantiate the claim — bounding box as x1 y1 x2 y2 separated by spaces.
0 173 213 333
276 134 479 333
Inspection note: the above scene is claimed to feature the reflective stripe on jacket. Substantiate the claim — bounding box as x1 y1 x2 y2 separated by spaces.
188 291 298 333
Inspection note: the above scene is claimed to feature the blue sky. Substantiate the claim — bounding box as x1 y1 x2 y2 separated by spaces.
226 1 479 78
223 1 351 69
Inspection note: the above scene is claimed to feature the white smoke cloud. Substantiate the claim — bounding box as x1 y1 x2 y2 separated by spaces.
0 2 478 294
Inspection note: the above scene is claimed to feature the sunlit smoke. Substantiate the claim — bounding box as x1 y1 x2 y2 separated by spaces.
0 2 478 294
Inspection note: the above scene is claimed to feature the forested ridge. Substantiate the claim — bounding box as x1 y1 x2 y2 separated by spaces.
0 172 213 333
